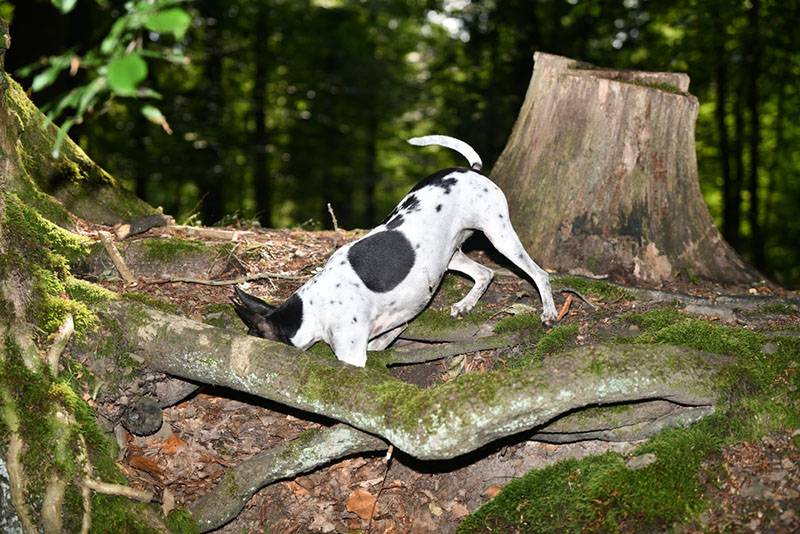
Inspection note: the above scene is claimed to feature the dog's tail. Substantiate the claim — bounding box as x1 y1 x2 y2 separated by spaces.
408 135 483 171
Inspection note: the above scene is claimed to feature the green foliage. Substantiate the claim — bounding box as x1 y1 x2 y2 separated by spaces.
21 0 191 155
459 418 723 533
460 318 800 532
106 53 148 95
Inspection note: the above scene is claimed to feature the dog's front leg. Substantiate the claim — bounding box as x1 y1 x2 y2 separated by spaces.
330 330 369 367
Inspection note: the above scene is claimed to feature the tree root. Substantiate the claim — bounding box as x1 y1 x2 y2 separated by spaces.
6 433 35 533
104 301 726 460
381 334 520 366
99 231 136 284
83 478 155 502
46 313 74 375
141 271 306 286
190 424 386 532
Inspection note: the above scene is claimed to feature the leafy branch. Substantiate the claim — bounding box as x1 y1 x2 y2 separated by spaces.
19 0 191 155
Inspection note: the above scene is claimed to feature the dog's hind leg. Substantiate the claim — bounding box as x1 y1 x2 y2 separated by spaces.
478 200 558 324
367 324 406 351
447 250 494 317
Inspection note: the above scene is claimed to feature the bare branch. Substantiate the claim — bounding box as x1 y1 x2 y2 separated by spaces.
190 424 385 532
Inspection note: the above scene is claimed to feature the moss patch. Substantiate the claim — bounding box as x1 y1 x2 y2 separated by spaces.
552 275 633 301
510 324 579 367
141 237 208 262
459 417 722 533
121 291 180 314
460 318 800 532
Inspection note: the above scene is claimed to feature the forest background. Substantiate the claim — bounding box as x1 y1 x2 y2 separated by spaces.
1 0 798 286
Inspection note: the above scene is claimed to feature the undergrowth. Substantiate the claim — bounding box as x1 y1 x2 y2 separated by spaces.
460 311 800 533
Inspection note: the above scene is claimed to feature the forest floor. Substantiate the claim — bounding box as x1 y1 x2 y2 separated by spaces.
89 224 800 533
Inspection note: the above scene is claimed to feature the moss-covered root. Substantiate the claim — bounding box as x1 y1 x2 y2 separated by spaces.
376 333 519 366
108 301 727 460
190 424 386 532
0 387 35 532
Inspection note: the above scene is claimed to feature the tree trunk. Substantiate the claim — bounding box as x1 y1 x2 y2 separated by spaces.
492 53 760 285
747 0 764 270
252 5 272 228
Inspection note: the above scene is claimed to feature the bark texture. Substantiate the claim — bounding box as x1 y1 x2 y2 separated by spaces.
106 301 726 461
492 52 759 284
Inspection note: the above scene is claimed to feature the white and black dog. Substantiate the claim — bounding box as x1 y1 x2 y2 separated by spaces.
232 135 558 367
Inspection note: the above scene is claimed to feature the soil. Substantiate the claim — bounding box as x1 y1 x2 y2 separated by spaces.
87 224 799 533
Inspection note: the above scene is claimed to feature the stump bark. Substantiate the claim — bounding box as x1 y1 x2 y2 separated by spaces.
492 52 760 284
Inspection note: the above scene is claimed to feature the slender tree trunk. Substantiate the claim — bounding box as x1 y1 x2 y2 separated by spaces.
732 94 745 252
715 21 735 246
199 1 226 225
252 5 272 228
747 0 764 269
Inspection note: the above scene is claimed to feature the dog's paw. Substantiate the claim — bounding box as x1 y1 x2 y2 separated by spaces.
450 301 472 318
540 309 558 327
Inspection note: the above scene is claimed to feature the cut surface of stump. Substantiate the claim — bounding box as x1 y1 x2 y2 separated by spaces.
492 52 759 285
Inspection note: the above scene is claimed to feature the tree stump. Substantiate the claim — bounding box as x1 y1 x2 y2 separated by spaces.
492 52 759 284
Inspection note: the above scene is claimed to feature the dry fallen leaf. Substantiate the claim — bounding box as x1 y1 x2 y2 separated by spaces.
449 502 470 519
285 480 310 497
161 488 175 517
483 484 503 499
346 488 377 520
127 455 163 478
159 434 187 455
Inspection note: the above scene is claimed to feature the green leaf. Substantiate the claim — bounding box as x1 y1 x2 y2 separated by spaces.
144 8 191 39
141 104 173 134
32 65 62 92
106 53 148 95
100 17 129 55
52 119 74 159
52 0 78 14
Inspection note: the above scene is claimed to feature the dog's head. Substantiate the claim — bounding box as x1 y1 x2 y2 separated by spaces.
231 286 282 342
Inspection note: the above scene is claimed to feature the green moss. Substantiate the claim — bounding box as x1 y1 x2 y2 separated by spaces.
65 277 118 305
141 238 207 261
494 313 544 335
758 302 799 315
552 275 633 301
90 494 162 533
511 324 579 368
412 306 491 331
461 415 723 533
166 509 201 534
638 319 763 358
121 291 179 314
3 193 90 263
621 307 684 333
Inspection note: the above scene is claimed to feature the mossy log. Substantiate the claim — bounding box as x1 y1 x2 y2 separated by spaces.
492 53 760 284
103 300 726 461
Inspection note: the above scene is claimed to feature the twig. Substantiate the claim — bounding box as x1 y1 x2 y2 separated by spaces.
558 287 597 310
367 445 394 534
327 203 339 232
78 436 93 534
169 225 255 242
141 271 308 286
556 295 574 322
83 478 155 503
99 231 136 284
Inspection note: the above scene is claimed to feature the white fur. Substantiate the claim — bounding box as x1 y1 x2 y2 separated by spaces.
279 137 557 366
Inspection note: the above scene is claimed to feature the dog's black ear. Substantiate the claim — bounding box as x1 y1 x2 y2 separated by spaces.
233 286 276 315
231 287 280 340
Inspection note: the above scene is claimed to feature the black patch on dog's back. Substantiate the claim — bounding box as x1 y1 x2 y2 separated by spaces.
386 214 404 229
270 293 303 343
347 231 415 293
409 167 468 195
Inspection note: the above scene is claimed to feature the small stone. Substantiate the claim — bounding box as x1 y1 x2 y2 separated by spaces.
762 341 779 355
429 502 443 517
626 453 657 470
740 481 771 499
